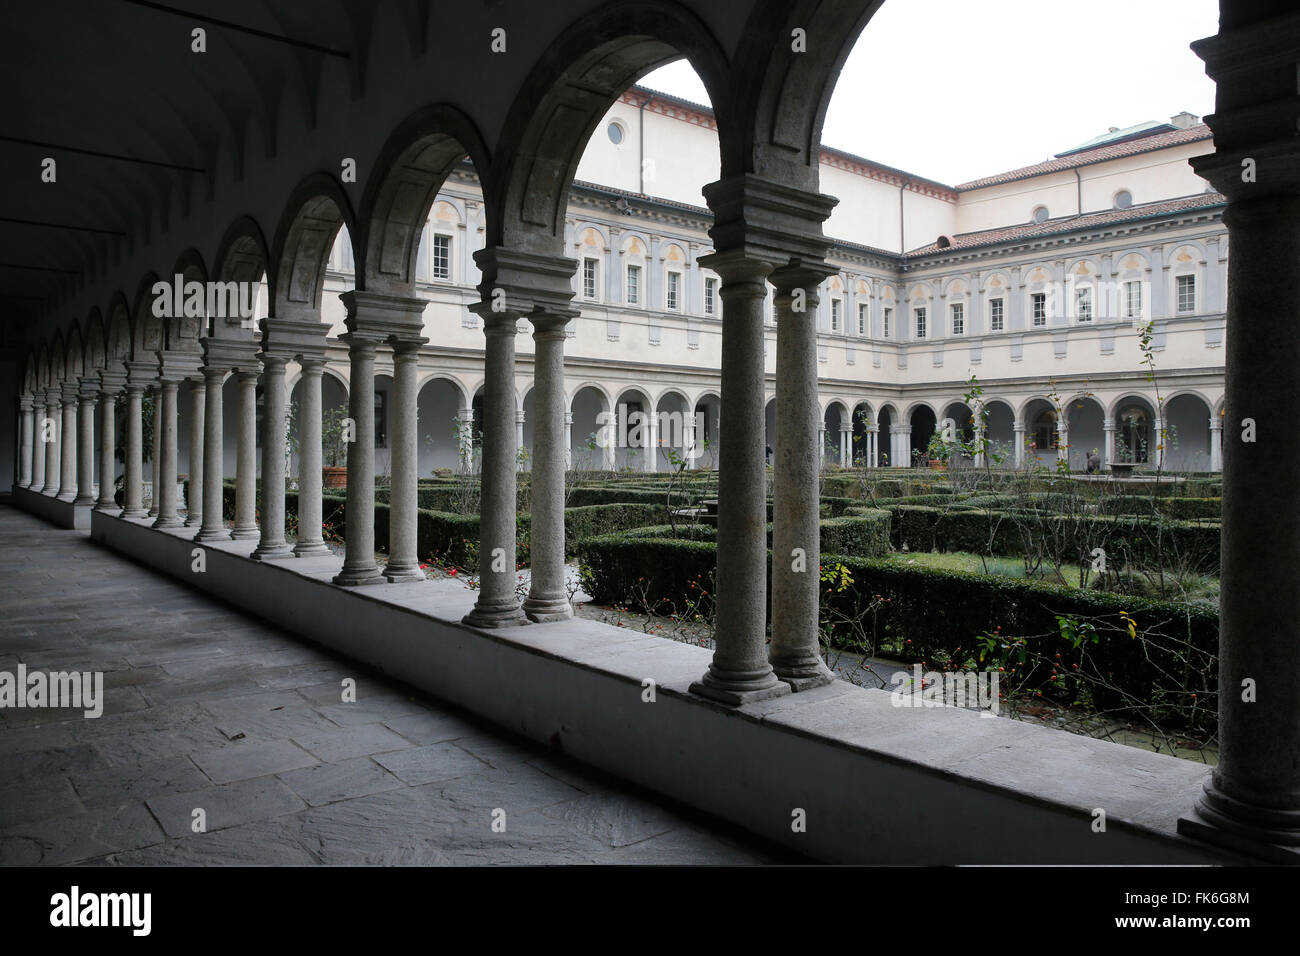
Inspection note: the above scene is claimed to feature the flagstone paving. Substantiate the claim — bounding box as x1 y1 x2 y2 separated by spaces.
0 505 787 865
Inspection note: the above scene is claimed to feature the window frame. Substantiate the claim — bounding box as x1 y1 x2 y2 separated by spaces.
950 301 964 336
626 264 641 306
1125 280 1143 320
582 257 600 301
883 307 892 339
989 297 1004 332
1176 273 1196 314
431 232 452 282
1076 285 1093 323
666 270 681 312
914 306 927 340
704 276 717 316
1030 292 1047 328
858 302 868 336
831 298 842 332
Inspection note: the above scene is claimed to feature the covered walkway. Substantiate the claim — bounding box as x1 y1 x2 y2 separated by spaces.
0 507 781 865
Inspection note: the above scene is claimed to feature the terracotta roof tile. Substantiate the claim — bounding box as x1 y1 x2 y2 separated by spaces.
955 125 1215 190
905 193 1226 257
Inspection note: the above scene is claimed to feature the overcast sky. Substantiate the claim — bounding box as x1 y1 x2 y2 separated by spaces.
640 0 1219 186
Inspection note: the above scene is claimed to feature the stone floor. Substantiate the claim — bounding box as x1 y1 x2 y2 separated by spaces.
0 504 787 865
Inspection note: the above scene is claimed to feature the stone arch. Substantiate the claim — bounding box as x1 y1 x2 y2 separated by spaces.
105 293 132 370
211 217 271 340
358 103 490 295
130 273 165 360
83 307 107 373
270 172 359 320
485 0 731 248
166 248 209 351
65 324 85 382
730 0 885 191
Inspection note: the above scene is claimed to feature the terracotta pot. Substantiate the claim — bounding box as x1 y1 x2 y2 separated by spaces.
929 460 947 471
322 466 347 489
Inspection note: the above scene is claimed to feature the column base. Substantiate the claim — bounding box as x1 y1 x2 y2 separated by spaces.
44 489 60 497
194 526 229 543
120 508 147 519
383 562 426 583
463 598 528 628
94 501 116 513
73 495 96 507
252 542 294 560
293 539 331 557
183 513 202 528
522 594 574 623
230 526 260 540
689 667 792 707
333 565 385 587
1176 783 1300 864
57 491 77 503
772 655 836 692
153 515 184 529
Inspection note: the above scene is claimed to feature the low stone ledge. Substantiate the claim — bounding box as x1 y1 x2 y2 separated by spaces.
88 508 1241 864
14 485 92 530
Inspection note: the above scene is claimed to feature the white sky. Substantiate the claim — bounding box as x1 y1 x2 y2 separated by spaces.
639 0 1219 186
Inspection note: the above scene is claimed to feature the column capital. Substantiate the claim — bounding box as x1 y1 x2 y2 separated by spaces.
260 317 331 361
769 260 838 295
19 394 34 412
341 289 426 339
258 352 290 371
201 337 261 372
59 381 80 403
700 174 838 269
77 377 101 401
390 334 429 354
1190 12 1300 200
338 330 385 353
471 245 579 322
1209 418 1224 431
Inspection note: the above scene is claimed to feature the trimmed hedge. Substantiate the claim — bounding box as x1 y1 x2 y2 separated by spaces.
885 505 1220 572
574 532 1218 717
1099 496 1221 520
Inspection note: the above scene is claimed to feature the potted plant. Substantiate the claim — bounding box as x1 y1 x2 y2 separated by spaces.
321 405 349 489
925 433 951 470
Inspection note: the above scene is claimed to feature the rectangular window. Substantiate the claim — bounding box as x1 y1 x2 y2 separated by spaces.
915 306 927 339
858 303 868 335
989 297 1004 332
1126 280 1143 319
1076 286 1093 323
667 271 680 311
432 234 450 280
831 299 842 332
1177 274 1196 314
583 258 599 300
883 307 892 339
1031 292 1047 327
950 302 964 336
704 277 717 315
626 265 641 305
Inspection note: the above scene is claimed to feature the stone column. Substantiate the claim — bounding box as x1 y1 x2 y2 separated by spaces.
152 378 182 527
57 388 77 501
293 358 329 555
563 412 574 470
18 396 33 488
1013 422 1027 468
231 369 260 540
1057 421 1070 467
1102 421 1116 470
384 338 426 581
769 265 835 691
603 399 617 470
44 390 61 496
645 409 658 472
1209 417 1223 472
1152 415 1166 470
148 384 161 516
1176 5 1300 862
973 420 986 469
185 379 205 527
457 405 474 473
195 367 228 542
899 425 913 466
96 386 117 511
252 355 292 558
689 254 788 705
74 387 96 506
333 332 384 585
839 426 851 467
515 410 526 471
867 425 878 468
31 398 47 493
818 426 826 466
463 313 526 625
121 383 147 517
522 316 572 622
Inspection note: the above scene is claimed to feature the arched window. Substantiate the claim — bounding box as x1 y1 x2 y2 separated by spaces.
1032 205 1050 224
1114 189 1133 210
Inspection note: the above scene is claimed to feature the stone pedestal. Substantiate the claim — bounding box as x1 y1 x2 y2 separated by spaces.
231 369 260 540
74 384 97 506
252 355 292 559
384 338 427 582
293 358 330 556
185 378 205 527
57 385 78 502
195 366 229 542
18 396 34 488
153 378 183 528
121 382 147 518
